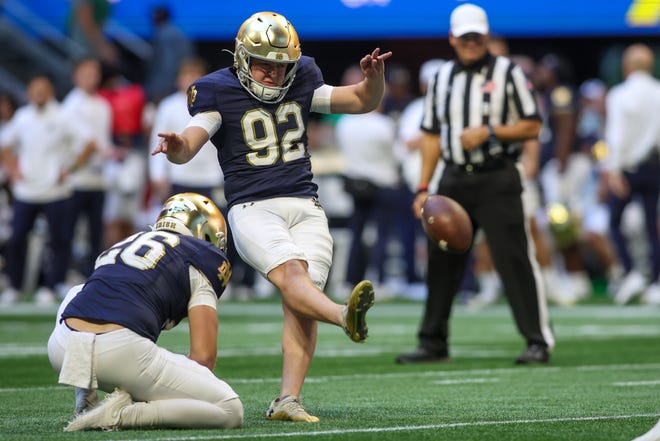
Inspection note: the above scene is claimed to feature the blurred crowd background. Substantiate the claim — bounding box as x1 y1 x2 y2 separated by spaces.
1 0 659 307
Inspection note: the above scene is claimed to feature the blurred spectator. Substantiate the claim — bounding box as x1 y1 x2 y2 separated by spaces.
0 93 19 125
61 57 114 278
536 70 628 305
574 79 621 290
148 58 222 203
0 93 18 291
603 43 660 305
577 79 607 152
395 58 445 299
397 59 445 196
0 75 93 305
383 62 421 294
145 5 195 104
335 65 400 298
599 43 660 89
98 65 148 247
534 53 578 172
381 63 413 122
147 58 256 299
534 53 593 303
67 0 118 66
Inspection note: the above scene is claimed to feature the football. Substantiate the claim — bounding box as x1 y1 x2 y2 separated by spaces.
421 195 473 253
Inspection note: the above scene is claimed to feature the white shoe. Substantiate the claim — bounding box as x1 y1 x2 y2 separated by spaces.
374 283 395 300
64 388 132 432
568 271 592 301
0 287 19 306
468 272 502 309
614 271 646 305
541 267 575 306
546 289 579 307
34 287 56 306
545 275 580 307
606 264 625 293
642 283 660 306
402 282 427 301
631 418 660 441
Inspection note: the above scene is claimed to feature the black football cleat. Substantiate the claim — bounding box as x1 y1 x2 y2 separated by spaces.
395 347 450 364
515 344 550 365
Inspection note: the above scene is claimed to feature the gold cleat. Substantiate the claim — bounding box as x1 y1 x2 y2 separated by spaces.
266 395 319 422
343 280 375 343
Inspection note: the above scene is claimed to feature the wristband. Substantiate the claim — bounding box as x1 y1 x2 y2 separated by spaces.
416 184 429 195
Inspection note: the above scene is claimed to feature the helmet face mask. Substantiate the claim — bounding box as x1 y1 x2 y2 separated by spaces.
234 11 301 103
155 193 228 252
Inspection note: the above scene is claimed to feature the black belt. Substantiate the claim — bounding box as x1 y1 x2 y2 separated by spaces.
447 160 508 174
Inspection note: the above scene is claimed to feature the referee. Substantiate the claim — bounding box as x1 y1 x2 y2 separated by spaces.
396 3 554 365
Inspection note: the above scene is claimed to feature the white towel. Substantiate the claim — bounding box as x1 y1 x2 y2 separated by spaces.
58 331 98 389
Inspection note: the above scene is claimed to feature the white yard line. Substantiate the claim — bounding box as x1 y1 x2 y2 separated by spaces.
613 380 660 387
107 413 660 441
1 303 659 319
431 378 500 385
3 362 660 392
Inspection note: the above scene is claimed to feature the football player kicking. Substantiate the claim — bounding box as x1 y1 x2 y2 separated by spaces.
152 11 391 422
47 193 243 431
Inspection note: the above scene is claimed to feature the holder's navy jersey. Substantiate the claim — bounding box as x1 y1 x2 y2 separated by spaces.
188 56 324 208
62 231 231 342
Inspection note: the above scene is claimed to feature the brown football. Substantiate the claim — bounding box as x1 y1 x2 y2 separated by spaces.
421 195 473 253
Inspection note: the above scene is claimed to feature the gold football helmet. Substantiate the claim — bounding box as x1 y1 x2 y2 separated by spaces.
234 11 301 103
155 193 228 252
547 202 581 249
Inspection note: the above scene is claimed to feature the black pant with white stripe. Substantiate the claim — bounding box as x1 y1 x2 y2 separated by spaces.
417 160 554 355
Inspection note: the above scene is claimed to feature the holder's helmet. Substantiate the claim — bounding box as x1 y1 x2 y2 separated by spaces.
155 193 228 252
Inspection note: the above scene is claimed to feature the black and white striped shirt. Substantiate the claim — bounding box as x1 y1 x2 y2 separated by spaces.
421 53 540 167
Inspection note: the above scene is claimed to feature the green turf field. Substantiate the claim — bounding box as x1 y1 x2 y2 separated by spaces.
1 298 658 440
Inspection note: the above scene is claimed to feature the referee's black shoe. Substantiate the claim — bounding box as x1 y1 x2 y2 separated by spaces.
515 344 550 365
395 347 450 364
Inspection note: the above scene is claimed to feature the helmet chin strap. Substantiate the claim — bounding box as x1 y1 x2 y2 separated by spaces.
249 81 282 101
233 43 297 104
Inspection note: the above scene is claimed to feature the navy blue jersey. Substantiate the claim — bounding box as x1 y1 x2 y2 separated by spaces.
62 231 231 342
538 84 579 168
188 56 324 208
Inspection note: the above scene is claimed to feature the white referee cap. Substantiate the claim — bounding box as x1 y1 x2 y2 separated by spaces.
450 3 489 37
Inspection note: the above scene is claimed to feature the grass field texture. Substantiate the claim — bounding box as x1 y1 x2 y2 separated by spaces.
1 299 659 440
